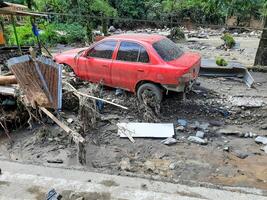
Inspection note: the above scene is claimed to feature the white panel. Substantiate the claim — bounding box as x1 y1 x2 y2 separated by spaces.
118 122 174 138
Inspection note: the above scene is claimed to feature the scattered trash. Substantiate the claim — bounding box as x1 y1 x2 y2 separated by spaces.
67 118 73 124
117 123 174 139
255 136 267 145
46 188 62 200
161 137 178 145
188 136 208 145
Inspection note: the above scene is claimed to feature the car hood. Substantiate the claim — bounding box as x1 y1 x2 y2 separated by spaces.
54 47 88 58
167 52 201 71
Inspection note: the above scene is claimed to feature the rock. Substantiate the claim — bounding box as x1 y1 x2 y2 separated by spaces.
169 162 177 170
255 136 267 145
108 26 116 32
188 136 207 145
260 145 267 153
244 132 249 138
260 124 267 130
199 123 209 130
190 121 200 129
233 150 249 159
119 158 131 171
67 118 73 124
217 128 241 136
175 126 184 131
196 131 205 138
177 119 187 126
76 197 84 200
47 159 63 164
161 137 178 145
209 120 224 126
223 146 229 152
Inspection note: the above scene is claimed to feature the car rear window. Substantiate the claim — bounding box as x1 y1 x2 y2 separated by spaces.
117 41 149 63
152 38 183 62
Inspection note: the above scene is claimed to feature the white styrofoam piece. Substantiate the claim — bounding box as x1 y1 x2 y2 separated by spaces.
117 122 174 138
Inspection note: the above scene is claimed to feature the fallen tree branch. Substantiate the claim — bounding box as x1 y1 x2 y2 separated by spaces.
63 81 128 110
39 107 85 143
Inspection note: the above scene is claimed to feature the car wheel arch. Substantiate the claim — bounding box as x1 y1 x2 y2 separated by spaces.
135 80 163 93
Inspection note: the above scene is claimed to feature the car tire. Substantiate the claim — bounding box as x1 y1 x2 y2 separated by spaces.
137 83 163 103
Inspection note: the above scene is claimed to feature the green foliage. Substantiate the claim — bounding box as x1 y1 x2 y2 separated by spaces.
216 57 228 66
6 23 36 46
221 33 236 49
168 27 185 41
7 22 86 46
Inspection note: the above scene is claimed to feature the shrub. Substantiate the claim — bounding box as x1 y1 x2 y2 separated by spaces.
168 27 185 41
216 57 228 66
221 33 236 49
7 22 86 46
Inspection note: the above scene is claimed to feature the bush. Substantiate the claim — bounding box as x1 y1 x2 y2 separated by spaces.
221 33 236 49
168 27 185 42
216 57 228 66
7 22 87 46
6 23 36 46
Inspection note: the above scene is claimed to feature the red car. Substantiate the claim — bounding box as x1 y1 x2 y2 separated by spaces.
54 34 200 102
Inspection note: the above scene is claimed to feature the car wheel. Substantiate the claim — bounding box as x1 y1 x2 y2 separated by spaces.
137 83 163 104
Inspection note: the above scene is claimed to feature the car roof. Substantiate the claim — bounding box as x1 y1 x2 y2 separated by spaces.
106 34 165 44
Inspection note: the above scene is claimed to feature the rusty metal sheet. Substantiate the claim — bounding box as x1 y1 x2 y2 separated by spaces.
7 55 62 109
200 59 254 87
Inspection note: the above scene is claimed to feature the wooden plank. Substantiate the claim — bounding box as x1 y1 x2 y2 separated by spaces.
39 107 85 143
0 75 17 85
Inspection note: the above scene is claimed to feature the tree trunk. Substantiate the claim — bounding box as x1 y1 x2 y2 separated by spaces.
254 18 267 66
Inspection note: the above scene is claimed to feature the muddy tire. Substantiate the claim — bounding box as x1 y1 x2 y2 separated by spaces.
137 83 163 103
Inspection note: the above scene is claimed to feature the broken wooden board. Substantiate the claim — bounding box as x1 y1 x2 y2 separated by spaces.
7 55 62 109
117 123 174 138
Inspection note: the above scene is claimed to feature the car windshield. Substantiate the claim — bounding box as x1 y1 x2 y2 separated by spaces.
152 38 183 62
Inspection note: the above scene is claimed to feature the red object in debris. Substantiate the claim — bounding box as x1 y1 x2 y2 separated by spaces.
54 34 201 101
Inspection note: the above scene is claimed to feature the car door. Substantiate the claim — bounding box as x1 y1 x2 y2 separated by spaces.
111 41 150 91
78 40 117 85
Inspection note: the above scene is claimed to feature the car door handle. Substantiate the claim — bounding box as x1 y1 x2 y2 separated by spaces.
102 65 109 68
137 69 144 72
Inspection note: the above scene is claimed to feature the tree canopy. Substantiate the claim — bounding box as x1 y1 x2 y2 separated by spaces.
4 0 266 23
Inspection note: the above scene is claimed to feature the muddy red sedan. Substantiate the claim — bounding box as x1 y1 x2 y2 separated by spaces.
54 34 201 102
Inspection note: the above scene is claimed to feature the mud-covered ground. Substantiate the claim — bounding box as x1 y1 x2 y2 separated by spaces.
0 33 267 191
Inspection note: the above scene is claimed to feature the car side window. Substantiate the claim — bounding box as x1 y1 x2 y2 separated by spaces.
117 41 149 63
88 40 117 59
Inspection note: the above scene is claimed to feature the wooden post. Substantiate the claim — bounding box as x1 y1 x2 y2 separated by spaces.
11 15 22 55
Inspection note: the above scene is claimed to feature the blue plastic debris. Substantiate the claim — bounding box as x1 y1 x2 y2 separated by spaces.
96 100 104 111
46 189 62 200
177 119 187 127
115 88 124 96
